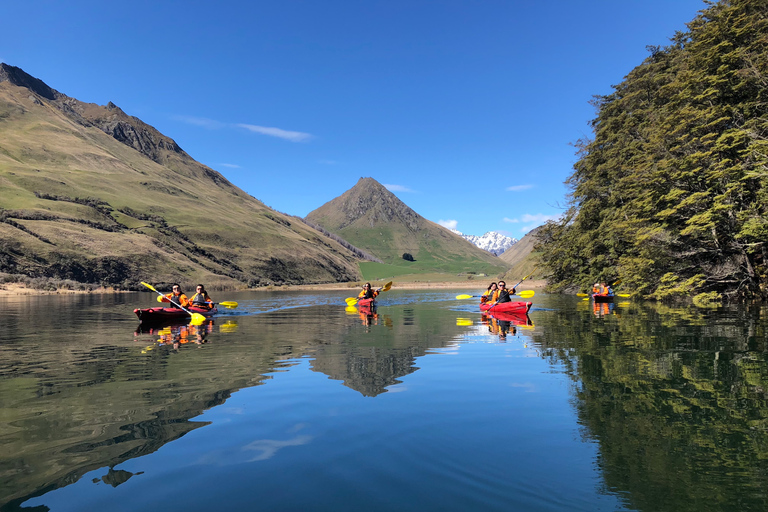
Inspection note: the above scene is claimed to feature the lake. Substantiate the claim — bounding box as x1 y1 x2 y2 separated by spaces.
1 289 767 511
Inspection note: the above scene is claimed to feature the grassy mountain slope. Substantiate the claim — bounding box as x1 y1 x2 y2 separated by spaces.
0 64 363 288
499 226 543 283
306 177 508 279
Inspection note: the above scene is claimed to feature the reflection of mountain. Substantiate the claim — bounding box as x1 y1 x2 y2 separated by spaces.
0 296 471 508
528 300 768 512
308 307 466 396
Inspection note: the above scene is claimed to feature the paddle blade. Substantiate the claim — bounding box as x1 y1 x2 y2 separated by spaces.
576 293 589 297
516 290 535 298
616 293 631 298
582 297 590 301
455 294 476 300
456 318 473 326
156 295 164 303
140 281 159 293
345 305 359 314
345 297 358 306
190 313 207 325
382 281 393 292
219 301 239 308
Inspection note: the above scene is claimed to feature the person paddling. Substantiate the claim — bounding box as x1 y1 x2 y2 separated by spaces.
358 282 381 300
163 284 189 309
189 284 214 310
481 282 498 303
489 280 517 305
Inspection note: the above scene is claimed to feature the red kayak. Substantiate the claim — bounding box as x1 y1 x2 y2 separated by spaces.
487 310 533 326
134 306 218 324
592 293 614 302
357 298 376 308
479 301 532 314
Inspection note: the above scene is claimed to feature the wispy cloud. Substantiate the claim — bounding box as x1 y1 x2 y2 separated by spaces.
384 184 416 193
174 115 226 129
438 219 459 230
504 213 561 233
219 163 241 169
506 184 534 192
237 124 313 142
174 114 313 142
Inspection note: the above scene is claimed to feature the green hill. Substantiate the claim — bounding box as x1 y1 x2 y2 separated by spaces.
499 226 543 283
0 64 364 288
305 177 508 280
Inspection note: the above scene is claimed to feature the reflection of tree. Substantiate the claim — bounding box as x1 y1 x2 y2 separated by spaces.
531 301 768 512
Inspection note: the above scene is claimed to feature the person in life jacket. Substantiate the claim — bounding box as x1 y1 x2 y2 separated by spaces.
189 284 214 310
163 284 189 308
490 280 517 305
481 282 498 303
358 282 381 300
600 282 614 296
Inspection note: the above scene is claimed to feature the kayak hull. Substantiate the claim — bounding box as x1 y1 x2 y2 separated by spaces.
487 311 533 326
479 301 532 314
357 298 376 308
592 293 614 302
134 306 218 324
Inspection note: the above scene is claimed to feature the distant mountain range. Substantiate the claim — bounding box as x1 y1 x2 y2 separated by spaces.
306 178 508 278
451 230 517 256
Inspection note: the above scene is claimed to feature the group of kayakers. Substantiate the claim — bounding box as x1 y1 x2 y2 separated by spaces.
592 282 614 296
480 280 517 305
162 284 215 310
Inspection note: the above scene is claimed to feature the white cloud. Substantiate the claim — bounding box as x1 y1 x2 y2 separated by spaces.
237 123 313 142
438 219 458 230
384 184 415 193
504 213 561 233
506 184 534 192
219 163 240 169
174 115 225 129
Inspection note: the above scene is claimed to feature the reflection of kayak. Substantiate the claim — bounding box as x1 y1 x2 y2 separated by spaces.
479 301 532 314
592 293 614 302
357 298 376 308
488 311 533 326
134 306 218 324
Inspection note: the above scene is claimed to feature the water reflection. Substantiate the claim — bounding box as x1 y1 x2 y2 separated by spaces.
531 298 768 512
2 292 767 511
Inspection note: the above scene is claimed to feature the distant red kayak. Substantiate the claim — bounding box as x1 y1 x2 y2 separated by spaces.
479 301 532 314
134 306 218 324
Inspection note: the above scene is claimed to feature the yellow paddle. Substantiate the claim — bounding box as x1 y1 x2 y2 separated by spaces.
456 290 535 300
141 282 207 325
157 295 239 308
345 281 392 306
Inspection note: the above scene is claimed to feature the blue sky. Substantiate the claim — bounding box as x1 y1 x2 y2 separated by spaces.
1 0 706 237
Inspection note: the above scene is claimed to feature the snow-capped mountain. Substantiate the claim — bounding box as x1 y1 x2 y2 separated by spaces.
452 230 518 256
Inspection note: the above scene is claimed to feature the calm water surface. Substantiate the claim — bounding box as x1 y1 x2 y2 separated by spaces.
1 290 767 511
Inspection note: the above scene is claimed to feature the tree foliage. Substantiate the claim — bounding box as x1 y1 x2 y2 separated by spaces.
538 0 768 301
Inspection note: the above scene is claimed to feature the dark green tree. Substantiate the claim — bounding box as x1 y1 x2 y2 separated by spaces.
539 0 768 301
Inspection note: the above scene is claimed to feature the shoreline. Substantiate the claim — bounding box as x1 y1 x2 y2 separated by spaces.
0 279 548 296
